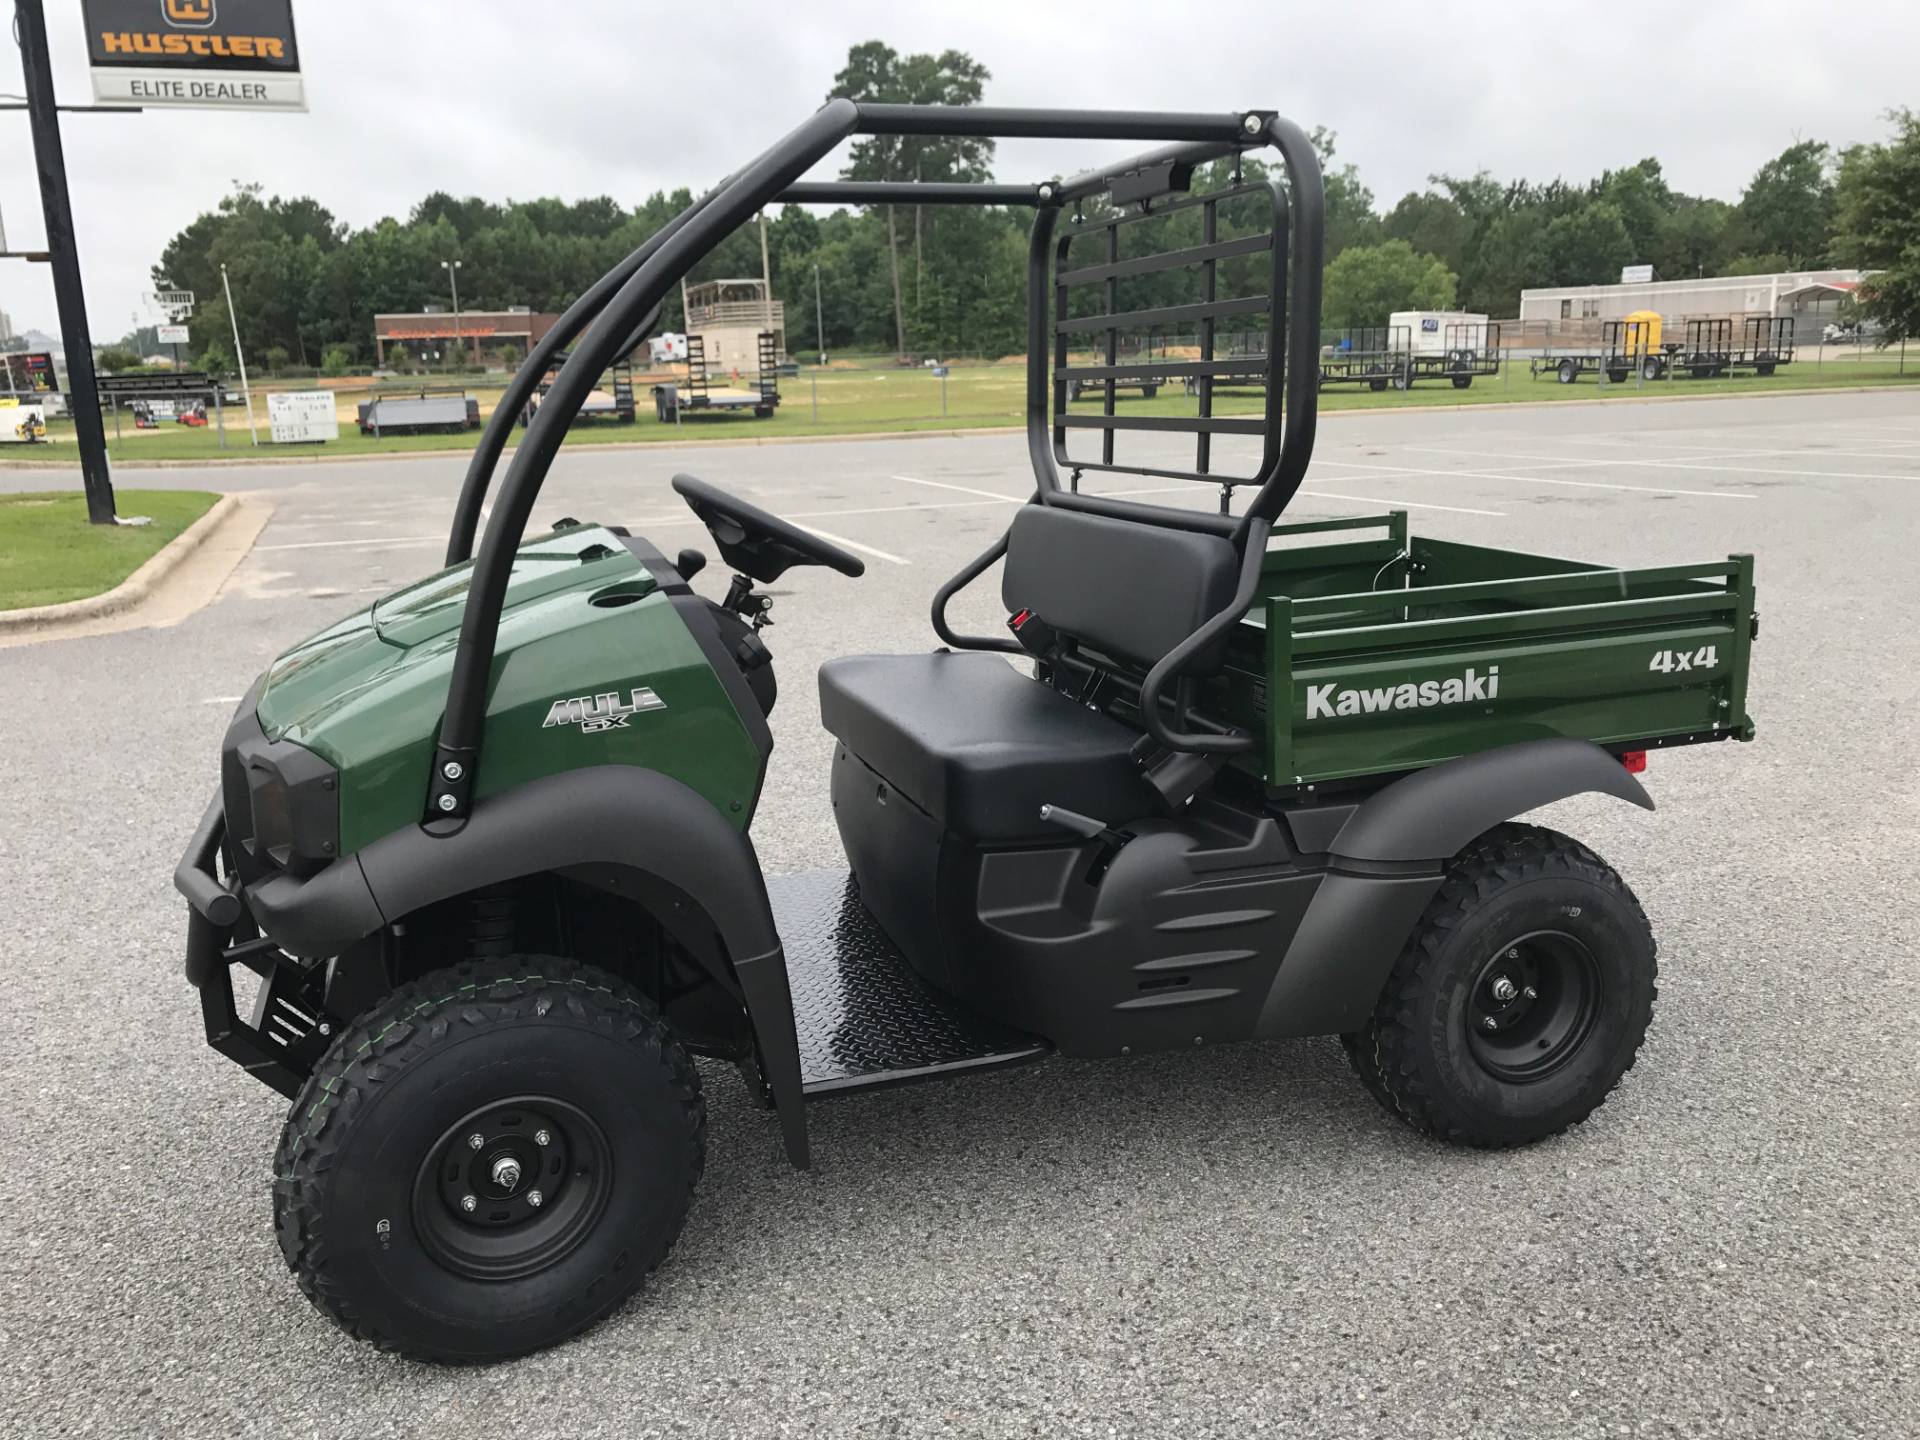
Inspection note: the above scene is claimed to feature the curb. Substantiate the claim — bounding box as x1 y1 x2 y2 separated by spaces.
0 493 239 633
0 379 1914 471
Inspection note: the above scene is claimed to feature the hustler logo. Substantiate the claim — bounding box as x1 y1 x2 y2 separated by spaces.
1304 665 1499 721
542 688 665 734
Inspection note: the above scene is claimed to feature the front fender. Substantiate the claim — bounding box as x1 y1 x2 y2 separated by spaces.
253 766 810 1167
1257 739 1653 1038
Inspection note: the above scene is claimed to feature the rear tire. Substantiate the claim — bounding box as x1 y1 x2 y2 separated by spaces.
274 957 705 1363
1342 824 1656 1148
1557 360 1577 385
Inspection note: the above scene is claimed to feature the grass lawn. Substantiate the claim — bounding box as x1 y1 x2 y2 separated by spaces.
0 489 219 610
14 352 1916 464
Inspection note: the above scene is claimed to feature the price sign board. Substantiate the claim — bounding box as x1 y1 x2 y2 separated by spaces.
157 323 191 345
267 390 338 444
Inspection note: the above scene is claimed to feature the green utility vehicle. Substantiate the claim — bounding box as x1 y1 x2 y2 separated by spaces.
175 102 1757 1364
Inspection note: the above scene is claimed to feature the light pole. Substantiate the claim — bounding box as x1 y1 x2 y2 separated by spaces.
442 260 463 370
219 262 258 446
813 262 825 365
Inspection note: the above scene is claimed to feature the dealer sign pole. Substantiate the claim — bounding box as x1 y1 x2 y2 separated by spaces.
14 0 116 522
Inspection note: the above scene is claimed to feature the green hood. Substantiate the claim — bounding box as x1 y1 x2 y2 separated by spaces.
250 525 763 855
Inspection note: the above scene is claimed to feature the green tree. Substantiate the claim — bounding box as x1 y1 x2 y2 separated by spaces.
1734 141 1832 267
829 41 993 354
1321 240 1457 329
1311 128 1383 259
94 345 144 373
1539 202 1635 285
320 344 355 376
1830 109 1920 342
1383 190 1472 274
263 344 291 373
1723 252 1791 276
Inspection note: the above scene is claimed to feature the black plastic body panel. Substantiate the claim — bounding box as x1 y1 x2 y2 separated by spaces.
1324 737 1654 863
834 742 1340 1054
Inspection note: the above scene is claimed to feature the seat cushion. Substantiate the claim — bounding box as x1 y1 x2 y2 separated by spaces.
818 652 1158 843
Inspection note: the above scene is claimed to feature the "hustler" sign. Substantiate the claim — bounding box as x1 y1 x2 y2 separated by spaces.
82 0 306 112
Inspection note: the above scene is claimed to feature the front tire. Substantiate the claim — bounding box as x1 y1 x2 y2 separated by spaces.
274 957 705 1363
1343 824 1655 1147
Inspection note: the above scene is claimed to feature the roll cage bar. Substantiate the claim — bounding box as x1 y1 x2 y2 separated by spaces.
428 103 1324 820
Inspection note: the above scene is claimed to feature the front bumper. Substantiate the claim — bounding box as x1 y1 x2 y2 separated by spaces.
175 794 336 1099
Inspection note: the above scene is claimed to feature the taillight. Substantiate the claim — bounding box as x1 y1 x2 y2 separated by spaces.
1621 751 1647 774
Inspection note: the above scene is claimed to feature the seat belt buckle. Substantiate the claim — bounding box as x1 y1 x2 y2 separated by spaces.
1006 608 1059 658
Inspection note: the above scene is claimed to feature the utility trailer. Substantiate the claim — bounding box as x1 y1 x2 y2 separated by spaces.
1318 325 1411 390
1067 332 1171 401
524 354 637 425
1726 316 1794 376
653 331 780 420
1677 318 1734 378
1531 317 1671 385
1399 318 1502 389
357 386 481 435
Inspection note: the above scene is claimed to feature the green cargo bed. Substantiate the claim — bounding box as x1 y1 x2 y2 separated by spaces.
1221 512 1757 789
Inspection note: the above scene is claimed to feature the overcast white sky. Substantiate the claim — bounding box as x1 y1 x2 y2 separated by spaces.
3 0 1915 339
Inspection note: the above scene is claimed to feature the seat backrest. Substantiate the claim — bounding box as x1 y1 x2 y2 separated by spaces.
1000 505 1240 674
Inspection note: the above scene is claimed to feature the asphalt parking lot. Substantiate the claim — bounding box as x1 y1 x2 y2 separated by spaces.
3 388 1917 1438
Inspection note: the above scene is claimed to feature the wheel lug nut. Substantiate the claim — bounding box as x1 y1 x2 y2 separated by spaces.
527 1189 544 1208
1482 1016 1499 1031
1523 985 1538 1000
1507 947 1520 960
467 1133 484 1150
534 1129 551 1147
460 1194 477 1213
1490 975 1517 1002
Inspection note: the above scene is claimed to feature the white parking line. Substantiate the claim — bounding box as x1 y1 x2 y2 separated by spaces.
892 474 1030 502
900 474 1507 517
796 525 909 566
1318 456 1754 500
1298 488 1505 517
1404 443 1915 485
1547 436 1920 463
257 536 443 552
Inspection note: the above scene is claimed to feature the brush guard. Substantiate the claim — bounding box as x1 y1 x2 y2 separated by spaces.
176 795 331 1099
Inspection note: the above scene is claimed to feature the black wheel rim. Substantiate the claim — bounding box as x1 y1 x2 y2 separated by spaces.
1465 930 1602 1083
411 1097 614 1282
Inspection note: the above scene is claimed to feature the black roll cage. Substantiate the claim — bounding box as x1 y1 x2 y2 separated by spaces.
427 103 1324 819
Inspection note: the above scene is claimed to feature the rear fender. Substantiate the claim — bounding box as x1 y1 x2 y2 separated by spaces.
1258 739 1653 1037
351 766 811 1167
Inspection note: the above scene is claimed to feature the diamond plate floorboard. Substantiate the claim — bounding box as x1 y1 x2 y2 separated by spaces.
767 870 1050 1096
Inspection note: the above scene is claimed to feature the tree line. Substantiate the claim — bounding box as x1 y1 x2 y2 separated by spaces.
125 43 1920 375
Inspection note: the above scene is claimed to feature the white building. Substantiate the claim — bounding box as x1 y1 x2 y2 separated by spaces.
0 305 13 345
1519 268 1870 345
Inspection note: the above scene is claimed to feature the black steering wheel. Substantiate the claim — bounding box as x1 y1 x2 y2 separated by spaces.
671 473 865 582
